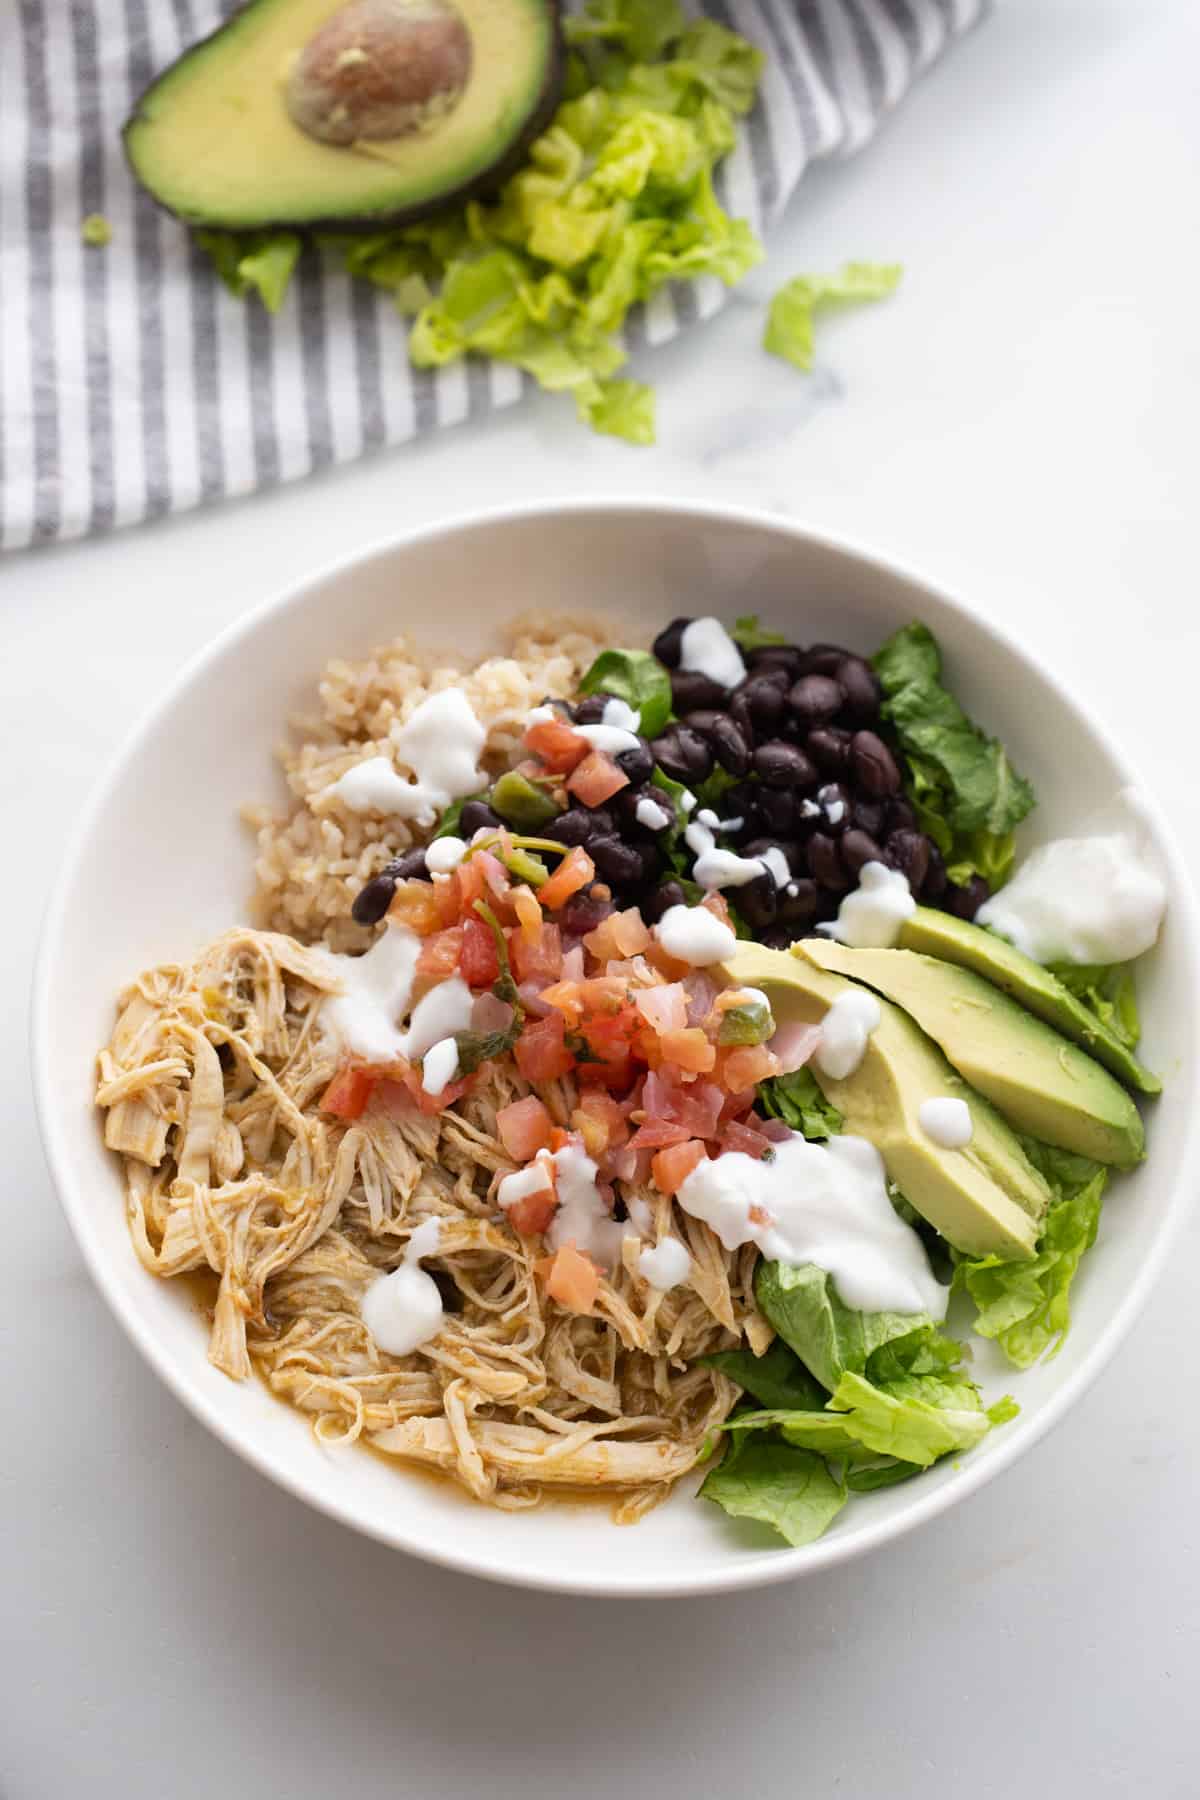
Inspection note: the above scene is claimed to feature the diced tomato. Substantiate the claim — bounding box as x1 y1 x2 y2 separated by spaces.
513 1012 574 1082
567 750 629 807
511 885 544 945
416 925 464 979
651 1138 708 1196
539 975 627 1023
548 1125 571 1151
572 1090 629 1157
507 1189 559 1236
407 1068 475 1115
320 1065 377 1120
628 1118 692 1152
476 850 512 906
510 921 563 987
460 915 500 987
387 881 442 936
455 855 487 917
645 940 692 981
604 1142 654 1187
496 1096 554 1160
719 1118 774 1159
541 1244 600 1313
583 907 652 962
432 876 462 928
538 846 594 912
720 1045 781 1094
700 890 734 928
659 1026 717 1075
525 717 589 774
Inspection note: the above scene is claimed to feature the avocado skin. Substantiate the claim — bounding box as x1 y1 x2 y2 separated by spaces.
122 0 566 233
898 906 1160 1097
805 940 1145 1169
722 941 1048 1262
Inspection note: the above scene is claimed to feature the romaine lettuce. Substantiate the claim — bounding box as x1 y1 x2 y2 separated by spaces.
757 1068 843 1142
699 1436 847 1546
764 261 901 372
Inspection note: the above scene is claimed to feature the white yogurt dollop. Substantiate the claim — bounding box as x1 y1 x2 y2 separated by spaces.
976 800 1166 965
330 689 486 829
677 1133 946 1318
421 1036 460 1096
637 1238 691 1290
545 1142 630 1268
679 618 746 690
361 1218 445 1357
918 1095 973 1149
655 903 737 966
820 862 916 949
816 989 881 1080
425 835 468 875
319 931 473 1067
635 795 671 832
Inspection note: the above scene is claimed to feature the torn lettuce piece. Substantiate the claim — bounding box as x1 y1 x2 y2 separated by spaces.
954 1137 1107 1368
764 261 902 372
196 228 301 314
699 1436 847 1547
1048 962 1142 1052
757 1068 843 1142
701 1339 826 1412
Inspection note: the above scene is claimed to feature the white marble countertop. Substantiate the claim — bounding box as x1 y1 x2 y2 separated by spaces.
5 3 1199 1795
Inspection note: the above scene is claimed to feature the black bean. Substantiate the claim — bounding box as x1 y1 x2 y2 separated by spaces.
852 798 886 838
814 886 844 924
850 730 902 798
638 843 663 885
589 836 650 889
816 782 852 833
652 725 713 785
835 655 882 724
351 874 398 926
643 880 687 923
886 798 917 834
754 786 800 837
681 710 750 772
759 925 799 951
736 872 778 931
776 877 818 927
652 617 692 669
615 735 655 787
672 668 729 714
885 829 930 892
391 847 432 882
724 780 761 823
741 836 800 872
544 807 594 847
746 644 804 675
733 673 789 734
754 739 818 789
459 800 502 837
789 673 845 731
574 692 611 724
922 843 948 901
806 726 852 777
946 874 990 921
800 643 852 676
807 832 851 891
560 887 616 937
842 828 886 877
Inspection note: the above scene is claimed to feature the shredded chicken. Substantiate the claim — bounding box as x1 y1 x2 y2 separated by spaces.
96 928 761 1518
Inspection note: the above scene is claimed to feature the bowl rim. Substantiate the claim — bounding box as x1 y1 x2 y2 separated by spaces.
32 495 1200 1599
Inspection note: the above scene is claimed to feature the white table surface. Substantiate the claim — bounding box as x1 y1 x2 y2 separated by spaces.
5 2 1198 1794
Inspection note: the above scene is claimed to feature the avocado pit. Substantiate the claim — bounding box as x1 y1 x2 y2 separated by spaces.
287 0 473 145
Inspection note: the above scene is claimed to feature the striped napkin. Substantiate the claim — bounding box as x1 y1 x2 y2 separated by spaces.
0 0 984 552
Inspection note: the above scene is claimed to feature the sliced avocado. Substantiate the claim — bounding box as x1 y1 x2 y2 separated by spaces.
124 0 564 230
898 906 1160 1096
803 940 1145 1169
722 942 1049 1261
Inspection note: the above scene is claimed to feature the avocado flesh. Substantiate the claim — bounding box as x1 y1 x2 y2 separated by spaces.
897 906 1160 1097
803 941 1145 1169
722 942 1048 1261
123 0 563 230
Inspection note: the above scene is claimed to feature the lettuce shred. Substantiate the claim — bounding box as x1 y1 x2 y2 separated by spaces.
763 261 901 372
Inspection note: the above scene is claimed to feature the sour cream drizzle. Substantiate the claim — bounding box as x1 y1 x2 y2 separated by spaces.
319 926 472 1067
820 862 916 949
679 617 746 690
330 689 486 829
976 791 1166 965
360 1218 445 1356
676 1133 947 1318
815 989 881 1080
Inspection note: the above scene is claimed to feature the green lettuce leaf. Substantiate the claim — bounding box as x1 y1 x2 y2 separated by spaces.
579 647 672 736
1048 962 1141 1051
755 1261 944 1396
730 613 785 651
872 622 1035 892
195 229 301 314
954 1136 1107 1368
700 1436 847 1547
757 1068 843 1141
764 261 901 372
827 1371 1011 1467
700 1339 826 1411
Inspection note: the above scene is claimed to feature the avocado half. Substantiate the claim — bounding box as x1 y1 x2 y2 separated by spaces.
123 0 565 231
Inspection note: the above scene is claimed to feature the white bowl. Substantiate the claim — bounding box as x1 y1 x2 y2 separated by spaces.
33 500 1200 1597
